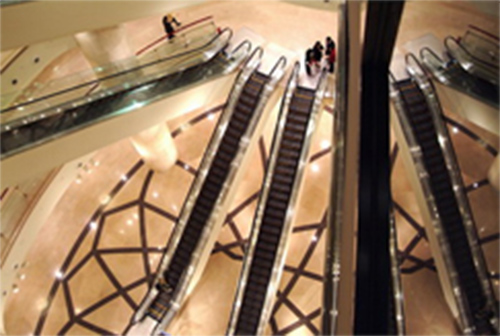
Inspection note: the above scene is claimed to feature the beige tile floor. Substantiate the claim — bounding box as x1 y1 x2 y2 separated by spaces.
3 1 499 335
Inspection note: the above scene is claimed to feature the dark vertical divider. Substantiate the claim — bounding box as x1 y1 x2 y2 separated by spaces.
354 1 404 335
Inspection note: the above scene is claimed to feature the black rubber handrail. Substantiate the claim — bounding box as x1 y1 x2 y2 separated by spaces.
420 47 444 64
1 27 233 114
444 35 499 70
268 55 287 78
230 40 252 57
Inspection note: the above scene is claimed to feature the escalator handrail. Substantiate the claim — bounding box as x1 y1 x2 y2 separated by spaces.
389 204 405 336
268 55 287 78
420 46 445 65
389 76 475 334
226 61 301 336
230 40 252 57
405 52 499 333
444 35 499 70
1 27 233 114
132 43 255 324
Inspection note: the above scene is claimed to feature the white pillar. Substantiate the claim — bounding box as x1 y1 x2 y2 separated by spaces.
488 155 500 191
130 124 178 172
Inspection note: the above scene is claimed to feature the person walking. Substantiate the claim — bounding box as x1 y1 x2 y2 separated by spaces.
162 14 181 40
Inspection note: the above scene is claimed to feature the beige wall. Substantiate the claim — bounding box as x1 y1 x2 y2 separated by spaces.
0 0 207 51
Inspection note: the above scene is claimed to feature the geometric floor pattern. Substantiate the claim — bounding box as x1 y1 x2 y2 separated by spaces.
33 103 331 335
29 102 499 335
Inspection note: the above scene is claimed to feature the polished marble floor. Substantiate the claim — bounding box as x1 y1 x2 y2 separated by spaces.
3 1 499 335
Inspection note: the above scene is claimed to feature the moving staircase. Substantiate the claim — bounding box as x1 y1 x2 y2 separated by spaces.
131 46 287 335
391 53 498 335
227 63 328 336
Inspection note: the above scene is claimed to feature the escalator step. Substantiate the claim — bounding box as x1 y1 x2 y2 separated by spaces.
279 147 301 159
276 156 298 168
285 122 307 133
267 198 288 211
262 216 284 228
270 182 292 194
264 208 286 221
288 113 309 124
260 224 282 235
268 190 289 202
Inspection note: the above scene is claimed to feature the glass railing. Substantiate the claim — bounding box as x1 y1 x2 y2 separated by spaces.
444 36 498 85
406 53 498 334
0 29 240 158
462 27 499 65
1 19 217 120
420 47 499 107
322 1 348 333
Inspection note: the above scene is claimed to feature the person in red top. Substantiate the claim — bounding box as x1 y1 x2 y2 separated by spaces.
325 36 336 73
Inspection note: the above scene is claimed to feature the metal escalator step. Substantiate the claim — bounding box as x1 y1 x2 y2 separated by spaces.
252 256 274 269
272 173 294 186
258 232 280 245
243 291 266 305
249 273 270 286
268 190 289 202
264 208 286 221
288 112 309 124
262 216 284 228
270 182 292 194
225 124 244 140
282 130 304 142
247 282 268 296
251 266 271 278
276 156 298 168
285 121 307 133
239 92 258 108
267 197 288 211
280 139 302 152
279 147 301 159
232 108 251 123
260 224 282 235
255 241 277 254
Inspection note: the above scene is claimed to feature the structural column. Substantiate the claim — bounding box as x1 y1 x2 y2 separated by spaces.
75 25 178 171
130 124 178 172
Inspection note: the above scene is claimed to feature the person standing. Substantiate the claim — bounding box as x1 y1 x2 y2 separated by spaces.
313 41 324 65
162 14 181 40
325 37 336 73
305 48 315 76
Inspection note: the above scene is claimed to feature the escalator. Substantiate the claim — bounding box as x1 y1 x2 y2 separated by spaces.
419 46 499 107
0 28 242 158
227 63 328 336
391 53 498 335
130 47 287 335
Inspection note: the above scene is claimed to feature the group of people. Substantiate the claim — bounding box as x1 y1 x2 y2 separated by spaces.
305 37 336 76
